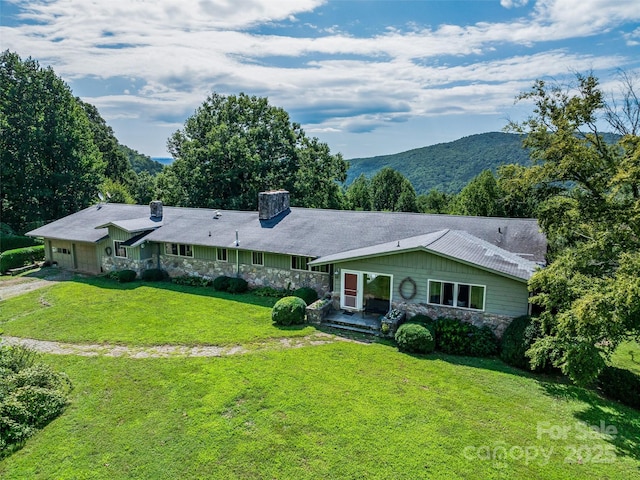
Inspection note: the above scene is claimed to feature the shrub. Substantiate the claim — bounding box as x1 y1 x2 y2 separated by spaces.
213 275 231 292
434 317 497 357
252 286 287 298
395 323 435 354
0 246 45 273
272 296 307 326
171 275 212 287
227 277 249 294
500 315 544 370
469 326 499 357
0 345 71 455
0 235 42 253
597 366 640 410
117 269 137 283
141 268 169 282
293 287 318 305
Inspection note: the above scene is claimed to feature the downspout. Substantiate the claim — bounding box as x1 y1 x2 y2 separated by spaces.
235 230 240 277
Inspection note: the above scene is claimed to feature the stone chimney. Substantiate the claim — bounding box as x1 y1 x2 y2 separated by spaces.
258 190 290 220
150 200 163 219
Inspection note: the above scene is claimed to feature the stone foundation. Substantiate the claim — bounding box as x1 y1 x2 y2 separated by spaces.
393 301 513 338
306 299 332 325
104 254 330 293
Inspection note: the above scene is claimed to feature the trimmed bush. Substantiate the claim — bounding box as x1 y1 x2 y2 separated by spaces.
500 315 544 371
141 268 169 282
597 366 640 410
0 235 42 253
0 246 45 273
117 270 137 283
293 287 318 305
227 277 249 294
395 322 435 354
434 317 498 357
213 275 232 292
272 296 307 326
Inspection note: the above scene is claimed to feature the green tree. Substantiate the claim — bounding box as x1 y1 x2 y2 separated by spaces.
79 100 131 183
417 189 451 214
0 51 104 233
345 173 372 210
164 92 347 210
370 167 418 212
130 171 157 205
449 170 505 217
508 73 640 385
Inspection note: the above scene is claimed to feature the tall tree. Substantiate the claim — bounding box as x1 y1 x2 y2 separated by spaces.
0 51 104 233
165 92 347 210
449 170 505 217
417 189 450 214
370 167 418 212
507 73 640 385
345 173 372 211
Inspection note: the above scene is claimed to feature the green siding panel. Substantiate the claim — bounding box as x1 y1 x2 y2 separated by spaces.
334 250 529 317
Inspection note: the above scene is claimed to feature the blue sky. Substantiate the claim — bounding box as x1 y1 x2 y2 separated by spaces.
2 0 639 159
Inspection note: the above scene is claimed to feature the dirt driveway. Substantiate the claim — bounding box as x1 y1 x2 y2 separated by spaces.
0 268 73 301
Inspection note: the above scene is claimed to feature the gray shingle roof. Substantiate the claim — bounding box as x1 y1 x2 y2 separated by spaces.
28 203 547 267
309 229 539 281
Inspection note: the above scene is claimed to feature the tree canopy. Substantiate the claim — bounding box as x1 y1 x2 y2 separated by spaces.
161 93 347 210
507 73 640 385
0 51 104 233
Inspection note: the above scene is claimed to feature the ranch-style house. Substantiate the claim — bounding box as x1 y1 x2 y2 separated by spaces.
28 190 546 335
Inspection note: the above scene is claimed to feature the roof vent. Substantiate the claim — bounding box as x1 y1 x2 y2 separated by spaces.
150 200 163 219
258 190 290 220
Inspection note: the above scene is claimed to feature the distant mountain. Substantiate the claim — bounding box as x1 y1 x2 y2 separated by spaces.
118 145 165 175
346 132 531 194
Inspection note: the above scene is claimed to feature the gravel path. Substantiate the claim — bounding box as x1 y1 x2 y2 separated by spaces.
1 269 371 357
0 269 73 301
0 333 360 358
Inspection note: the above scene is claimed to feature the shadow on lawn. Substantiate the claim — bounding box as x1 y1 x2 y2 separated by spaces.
407 351 640 465
540 381 640 464
71 276 279 309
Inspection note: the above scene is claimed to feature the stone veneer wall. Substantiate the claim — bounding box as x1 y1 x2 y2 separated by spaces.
393 300 513 338
104 253 330 293
102 255 156 274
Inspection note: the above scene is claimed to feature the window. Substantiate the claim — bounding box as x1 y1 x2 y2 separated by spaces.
53 247 71 255
164 243 193 257
428 280 485 310
217 248 228 262
311 264 330 273
114 241 127 258
252 251 264 266
291 255 310 271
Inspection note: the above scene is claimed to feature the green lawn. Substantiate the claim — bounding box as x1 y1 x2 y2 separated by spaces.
0 278 315 346
611 341 640 375
1 278 639 479
1 345 639 479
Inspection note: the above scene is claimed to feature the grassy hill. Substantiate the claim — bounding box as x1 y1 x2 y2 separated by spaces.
346 132 531 194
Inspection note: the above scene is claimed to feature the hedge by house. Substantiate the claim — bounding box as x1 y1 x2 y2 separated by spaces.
0 245 45 274
0 234 42 253
434 317 498 357
500 315 546 371
293 287 318 305
272 296 307 326
0 344 72 456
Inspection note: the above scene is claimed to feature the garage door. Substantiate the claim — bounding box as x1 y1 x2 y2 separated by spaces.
74 243 99 274
51 242 74 269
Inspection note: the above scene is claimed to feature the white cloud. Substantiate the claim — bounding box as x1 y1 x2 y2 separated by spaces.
500 0 529 9
2 0 638 156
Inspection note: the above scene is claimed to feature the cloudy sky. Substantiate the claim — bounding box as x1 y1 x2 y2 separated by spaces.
2 0 639 159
